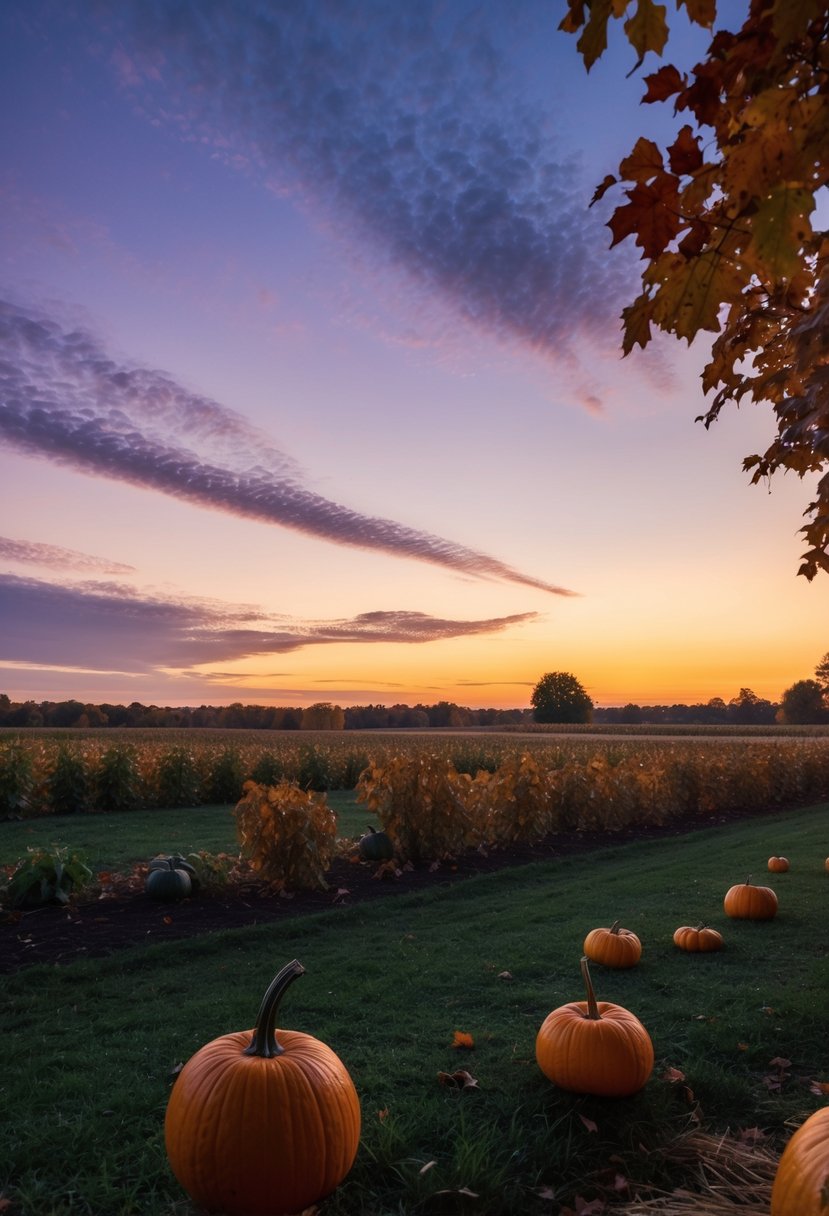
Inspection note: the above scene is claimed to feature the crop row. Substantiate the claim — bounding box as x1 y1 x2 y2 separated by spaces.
2 733 829 831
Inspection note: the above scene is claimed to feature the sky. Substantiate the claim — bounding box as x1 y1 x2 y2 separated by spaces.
1 0 826 713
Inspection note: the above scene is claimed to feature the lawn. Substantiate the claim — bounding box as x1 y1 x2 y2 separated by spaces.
0 789 365 872
2 800 829 1215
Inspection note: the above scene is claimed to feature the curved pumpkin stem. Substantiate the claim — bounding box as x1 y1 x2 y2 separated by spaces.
244 959 305 1059
608 920 621 934
580 955 602 1022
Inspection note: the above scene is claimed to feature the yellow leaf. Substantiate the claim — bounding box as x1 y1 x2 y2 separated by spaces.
749 186 815 283
648 249 743 341
624 0 668 59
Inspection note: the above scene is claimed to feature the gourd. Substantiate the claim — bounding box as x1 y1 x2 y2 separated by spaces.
770 1105 829 1215
165 959 361 1216
723 876 778 920
583 920 642 968
672 924 724 952
535 956 654 1097
148 854 199 890
358 825 394 861
767 856 790 873
145 857 192 901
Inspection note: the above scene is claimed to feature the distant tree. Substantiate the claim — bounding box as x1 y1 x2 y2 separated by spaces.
778 679 827 725
815 652 829 693
531 672 593 724
301 702 345 731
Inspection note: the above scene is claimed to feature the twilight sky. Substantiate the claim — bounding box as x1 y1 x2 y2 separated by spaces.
1 0 826 711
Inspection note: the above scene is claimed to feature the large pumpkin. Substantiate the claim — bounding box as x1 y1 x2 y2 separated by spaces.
723 876 778 920
535 956 654 1098
583 920 642 968
672 924 723 953
165 960 361 1216
770 1105 829 1215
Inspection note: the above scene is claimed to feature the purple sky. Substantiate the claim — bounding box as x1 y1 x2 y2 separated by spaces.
1 1 825 709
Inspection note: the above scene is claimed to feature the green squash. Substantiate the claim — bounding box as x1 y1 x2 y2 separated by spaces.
148 854 200 892
145 857 193 901
358 826 394 862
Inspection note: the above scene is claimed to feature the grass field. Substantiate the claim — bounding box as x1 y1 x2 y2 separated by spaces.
0 789 365 872
3 800 829 1215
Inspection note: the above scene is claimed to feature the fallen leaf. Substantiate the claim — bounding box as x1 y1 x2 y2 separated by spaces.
377 1107 390 1121
419 1161 437 1175
162 915 173 925
435 1188 479 1198
738 1127 768 1143
452 1031 474 1050
497 970 514 981
437 1070 479 1090
613 1173 630 1192
737 1042 749 1051
661 1066 686 1083
578 1113 598 1134
331 888 350 903
769 1057 792 1070
809 1081 829 1095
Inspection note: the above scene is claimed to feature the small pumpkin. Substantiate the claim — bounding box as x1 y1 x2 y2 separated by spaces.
165 959 360 1216
583 920 642 968
770 1105 829 1215
148 854 199 890
767 856 790 873
672 923 724 952
723 875 778 920
824 857 829 873
535 956 654 1098
358 825 394 862
145 857 192 902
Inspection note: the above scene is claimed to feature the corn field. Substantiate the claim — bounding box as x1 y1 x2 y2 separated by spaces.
2 729 828 837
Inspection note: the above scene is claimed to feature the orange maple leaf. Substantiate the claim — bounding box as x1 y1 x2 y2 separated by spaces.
452 1031 474 1050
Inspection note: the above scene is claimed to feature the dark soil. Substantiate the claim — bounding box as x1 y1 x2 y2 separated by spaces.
0 806 784 974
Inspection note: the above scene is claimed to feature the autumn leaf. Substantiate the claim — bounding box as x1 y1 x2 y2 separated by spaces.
624 0 668 60
578 1113 598 1134
661 1066 686 1084
437 1069 479 1090
452 1031 475 1050
809 1081 829 1096
377 1107 390 1120
419 1161 437 1174
609 177 682 258
668 125 702 175
750 186 815 282
590 174 617 207
619 136 664 182
497 970 514 981
643 63 685 103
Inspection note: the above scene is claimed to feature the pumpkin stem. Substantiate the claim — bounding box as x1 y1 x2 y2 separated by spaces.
243 959 305 1059
609 920 621 934
580 955 602 1021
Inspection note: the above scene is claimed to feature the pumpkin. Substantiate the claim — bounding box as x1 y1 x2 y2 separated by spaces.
723 876 778 920
165 959 360 1216
767 856 790 873
672 924 724 952
583 920 642 968
535 956 654 1098
358 825 394 862
148 854 199 891
770 1105 829 1215
145 857 192 901
824 857 829 873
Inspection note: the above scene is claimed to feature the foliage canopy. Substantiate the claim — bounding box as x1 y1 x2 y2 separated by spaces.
561 0 829 579
530 671 594 723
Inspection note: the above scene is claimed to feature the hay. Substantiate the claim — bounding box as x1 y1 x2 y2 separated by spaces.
611 1129 778 1215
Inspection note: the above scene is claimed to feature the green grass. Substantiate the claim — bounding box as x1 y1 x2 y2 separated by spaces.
3 803 829 1215
0 789 365 871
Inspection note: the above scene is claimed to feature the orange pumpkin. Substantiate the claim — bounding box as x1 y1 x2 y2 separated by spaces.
767 856 790 873
824 857 829 873
723 876 778 920
770 1105 829 1215
583 920 642 968
672 924 724 952
535 956 653 1098
165 960 360 1216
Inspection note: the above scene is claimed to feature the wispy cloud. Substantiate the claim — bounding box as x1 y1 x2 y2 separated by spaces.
102 0 635 362
0 572 539 673
0 298 574 594
0 535 135 575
